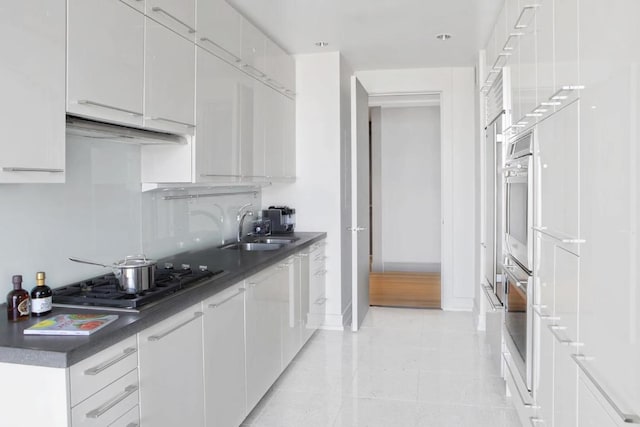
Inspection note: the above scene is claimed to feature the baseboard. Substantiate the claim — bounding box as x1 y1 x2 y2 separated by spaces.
318 302 353 331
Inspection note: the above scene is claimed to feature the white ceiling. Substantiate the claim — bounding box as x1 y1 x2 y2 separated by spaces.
227 0 503 71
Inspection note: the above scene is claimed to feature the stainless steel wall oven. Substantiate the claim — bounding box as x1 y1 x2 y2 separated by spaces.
504 132 534 273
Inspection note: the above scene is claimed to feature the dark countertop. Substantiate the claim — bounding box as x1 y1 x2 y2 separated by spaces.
0 232 326 368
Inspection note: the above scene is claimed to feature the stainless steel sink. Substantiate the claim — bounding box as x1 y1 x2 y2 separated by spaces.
251 237 299 244
220 242 285 251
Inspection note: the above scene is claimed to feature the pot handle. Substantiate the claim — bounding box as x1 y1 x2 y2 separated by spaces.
125 254 149 262
69 257 112 268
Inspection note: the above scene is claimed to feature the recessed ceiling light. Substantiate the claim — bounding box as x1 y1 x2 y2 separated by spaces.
435 33 452 41
315 41 329 47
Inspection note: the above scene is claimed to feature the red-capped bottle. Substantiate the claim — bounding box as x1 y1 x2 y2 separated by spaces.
7 275 30 321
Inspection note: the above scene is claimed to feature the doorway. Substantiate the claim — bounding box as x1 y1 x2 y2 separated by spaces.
368 94 442 308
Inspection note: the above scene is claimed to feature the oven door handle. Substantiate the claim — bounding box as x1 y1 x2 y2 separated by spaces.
503 265 529 289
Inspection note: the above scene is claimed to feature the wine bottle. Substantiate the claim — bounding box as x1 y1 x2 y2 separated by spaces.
7 275 30 321
31 271 52 317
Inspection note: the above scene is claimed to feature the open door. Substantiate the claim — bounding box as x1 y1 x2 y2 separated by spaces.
351 76 370 331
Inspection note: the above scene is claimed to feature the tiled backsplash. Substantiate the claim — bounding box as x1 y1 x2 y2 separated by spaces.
0 134 259 297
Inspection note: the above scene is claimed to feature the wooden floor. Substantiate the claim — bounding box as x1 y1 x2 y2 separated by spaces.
369 271 441 308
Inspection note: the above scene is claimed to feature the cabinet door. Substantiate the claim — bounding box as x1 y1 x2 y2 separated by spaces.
282 95 296 178
554 0 579 92
245 266 283 411
67 0 144 128
251 82 267 178
203 283 247 427
197 0 242 63
535 100 580 248
298 250 314 344
518 13 537 126
137 303 205 426
144 18 196 135
553 344 577 427
265 38 289 92
535 312 554 427
577 375 619 427
0 0 65 183
240 18 266 78
196 48 242 181
280 256 301 368
264 89 285 178
536 0 554 102
146 0 195 40
308 242 327 329
579 0 640 417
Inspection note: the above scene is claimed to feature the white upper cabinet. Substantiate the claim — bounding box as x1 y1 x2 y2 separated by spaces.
146 0 195 41
282 95 296 178
196 0 243 64
67 0 144 128
265 38 292 92
0 0 65 184
196 47 245 181
535 0 554 102
535 100 580 245
144 17 196 135
241 18 267 79
554 0 579 91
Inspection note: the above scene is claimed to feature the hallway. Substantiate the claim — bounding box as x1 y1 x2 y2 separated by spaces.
242 307 520 426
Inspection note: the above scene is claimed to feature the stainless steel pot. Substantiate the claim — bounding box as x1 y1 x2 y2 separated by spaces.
69 255 156 294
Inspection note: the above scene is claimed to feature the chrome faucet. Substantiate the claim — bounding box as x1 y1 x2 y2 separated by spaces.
237 203 254 242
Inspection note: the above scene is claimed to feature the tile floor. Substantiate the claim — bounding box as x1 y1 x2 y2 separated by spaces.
241 307 521 427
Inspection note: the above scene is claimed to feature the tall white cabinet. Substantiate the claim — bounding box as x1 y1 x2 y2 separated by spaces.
483 0 640 425
0 0 66 183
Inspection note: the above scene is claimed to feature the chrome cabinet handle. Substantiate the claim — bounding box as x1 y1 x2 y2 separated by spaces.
199 37 241 63
514 5 540 29
2 167 64 173
532 226 586 244
297 253 309 257
148 312 204 341
571 354 640 424
75 99 143 116
242 63 266 78
266 78 286 90
146 116 195 128
502 32 524 51
151 6 196 34
503 353 537 408
530 417 545 426
549 85 585 101
208 288 245 309
491 52 511 71
84 347 136 376
314 269 328 277
531 304 560 321
126 423 139 427
548 324 583 347
86 384 138 418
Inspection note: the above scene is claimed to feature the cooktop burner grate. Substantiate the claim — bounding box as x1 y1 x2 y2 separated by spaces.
52 265 225 311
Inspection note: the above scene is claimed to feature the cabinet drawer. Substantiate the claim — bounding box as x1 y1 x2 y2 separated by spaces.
109 404 139 427
70 335 138 407
72 369 139 427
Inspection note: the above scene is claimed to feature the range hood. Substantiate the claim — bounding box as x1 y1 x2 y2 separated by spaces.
66 115 187 145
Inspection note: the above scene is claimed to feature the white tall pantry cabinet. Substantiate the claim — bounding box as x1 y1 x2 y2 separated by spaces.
482 0 640 425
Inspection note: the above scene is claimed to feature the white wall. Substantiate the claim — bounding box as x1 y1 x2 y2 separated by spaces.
263 52 348 329
0 135 257 297
357 67 477 310
377 106 441 271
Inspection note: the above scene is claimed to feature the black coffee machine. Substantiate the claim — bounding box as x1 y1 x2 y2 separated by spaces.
262 206 296 234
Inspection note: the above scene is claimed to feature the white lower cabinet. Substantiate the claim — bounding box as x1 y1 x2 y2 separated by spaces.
307 241 327 329
137 303 205 427
281 255 302 368
245 265 286 410
203 282 247 427
577 374 619 427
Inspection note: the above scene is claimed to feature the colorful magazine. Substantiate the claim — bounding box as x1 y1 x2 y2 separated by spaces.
24 314 119 336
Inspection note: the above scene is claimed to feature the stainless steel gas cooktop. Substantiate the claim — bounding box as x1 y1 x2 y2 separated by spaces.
52 263 225 312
